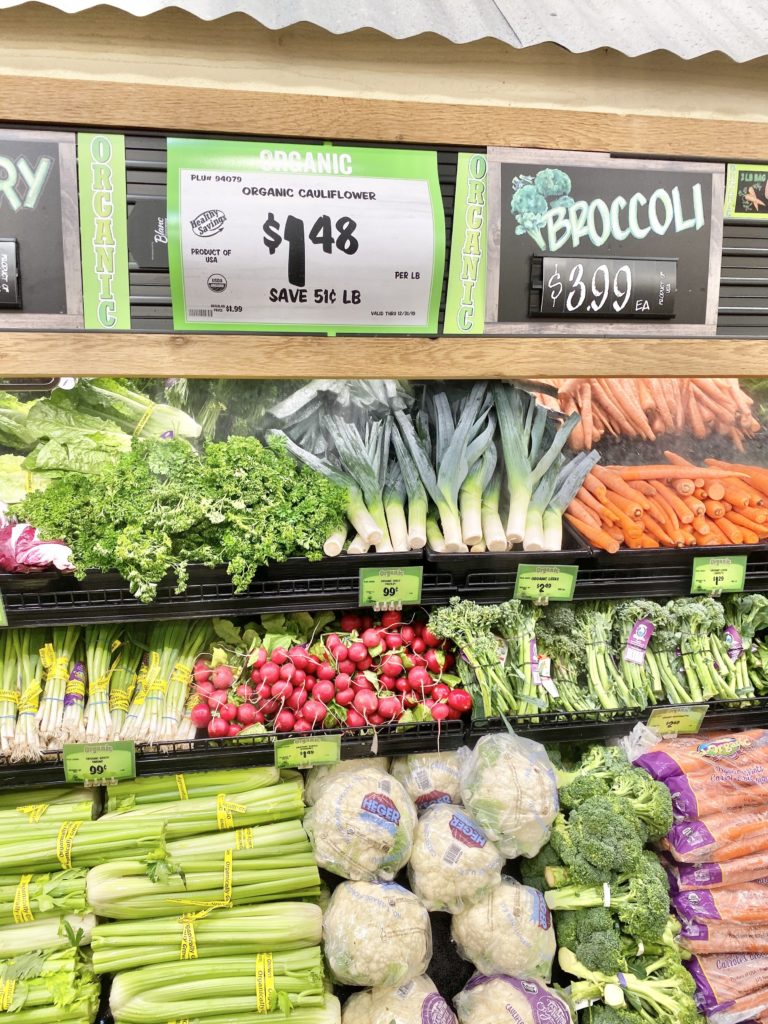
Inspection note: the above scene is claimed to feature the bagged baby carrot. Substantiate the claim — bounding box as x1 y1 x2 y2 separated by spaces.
709 986 768 1024
664 807 768 863
688 952 768 1016
681 920 768 955
634 730 768 820
668 853 768 891
635 730 768 781
674 883 768 925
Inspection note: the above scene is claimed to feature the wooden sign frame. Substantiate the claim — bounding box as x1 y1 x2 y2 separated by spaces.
0 73 766 379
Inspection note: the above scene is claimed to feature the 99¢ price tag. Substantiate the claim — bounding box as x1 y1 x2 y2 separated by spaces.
63 741 136 786
358 566 423 610
690 555 747 595
0 591 6 628
514 564 578 602
274 735 341 769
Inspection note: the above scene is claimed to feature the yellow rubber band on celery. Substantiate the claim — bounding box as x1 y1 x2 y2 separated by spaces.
178 915 199 960
16 803 48 823
56 820 83 870
0 979 16 1012
235 827 254 850
167 849 233 909
176 774 189 800
132 403 156 437
12 874 33 924
255 953 275 1014
216 793 247 830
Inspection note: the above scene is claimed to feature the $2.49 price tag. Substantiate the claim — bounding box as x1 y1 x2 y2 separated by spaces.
274 735 341 770
358 566 423 610
62 741 136 786
514 564 578 602
647 704 709 736
690 555 747 595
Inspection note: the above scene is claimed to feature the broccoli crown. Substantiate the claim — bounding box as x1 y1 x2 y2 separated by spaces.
555 909 579 949
615 875 671 944
534 168 572 199
578 929 626 975
569 796 648 874
550 814 614 886
609 770 674 842
587 1005 645 1024
520 841 561 892
559 772 611 811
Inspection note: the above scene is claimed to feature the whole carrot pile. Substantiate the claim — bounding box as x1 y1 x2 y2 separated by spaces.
566 453 768 551
535 378 760 451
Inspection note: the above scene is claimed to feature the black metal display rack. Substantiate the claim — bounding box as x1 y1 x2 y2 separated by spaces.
1 545 766 791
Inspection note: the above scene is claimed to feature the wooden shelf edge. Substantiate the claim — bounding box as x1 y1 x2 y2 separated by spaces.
5 331 768 378
2 73 768 160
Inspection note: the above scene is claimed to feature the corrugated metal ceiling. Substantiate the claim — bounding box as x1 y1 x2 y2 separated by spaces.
2 0 768 63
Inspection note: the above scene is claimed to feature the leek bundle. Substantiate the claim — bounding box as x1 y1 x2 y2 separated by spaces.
110 948 326 1024
0 869 88 926
102 779 305 840
0 913 95 957
0 818 163 873
87 818 320 919
91 901 322 972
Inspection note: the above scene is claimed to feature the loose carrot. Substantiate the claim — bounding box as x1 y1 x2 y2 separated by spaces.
654 481 694 524
687 386 708 439
706 481 726 501
684 494 706 518
592 465 651 507
739 505 768 525
576 486 610 520
652 490 680 531
610 379 656 440
583 472 608 504
632 480 658 497
569 497 601 528
604 525 625 542
717 517 744 544
604 502 643 540
726 510 768 539
591 380 638 437
673 478 696 496
613 465 747 481
692 516 711 536
722 485 750 508
579 382 593 451
642 514 675 547
565 513 620 554
640 536 660 548
606 491 644 520
704 499 726 519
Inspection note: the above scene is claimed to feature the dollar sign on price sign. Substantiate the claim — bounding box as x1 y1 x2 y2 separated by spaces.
262 212 359 287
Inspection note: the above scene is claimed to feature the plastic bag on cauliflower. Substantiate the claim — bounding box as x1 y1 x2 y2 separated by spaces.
459 732 558 858
408 804 503 913
305 758 390 805
324 881 432 988
342 976 456 1024
454 975 572 1024
391 752 462 813
304 767 415 880
451 878 556 980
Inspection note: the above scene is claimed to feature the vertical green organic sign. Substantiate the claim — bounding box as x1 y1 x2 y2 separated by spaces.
444 152 487 334
78 133 131 329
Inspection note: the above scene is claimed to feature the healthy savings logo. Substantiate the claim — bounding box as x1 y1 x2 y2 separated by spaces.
361 792 401 834
510 167 705 252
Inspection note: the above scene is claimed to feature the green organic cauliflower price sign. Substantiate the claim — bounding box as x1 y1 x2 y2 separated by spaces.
514 564 578 602
690 555 747 595
274 735 341 769
63 741 136 786
359 566 423 610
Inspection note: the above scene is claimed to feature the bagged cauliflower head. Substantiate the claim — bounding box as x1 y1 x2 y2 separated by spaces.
408 803 503 913
391 752 462 813
304 767 416 881
454 975 572 1024
451 878 556 980
305 758 390 806
324 881 432 988
342 976 457 1024
459 733 558 858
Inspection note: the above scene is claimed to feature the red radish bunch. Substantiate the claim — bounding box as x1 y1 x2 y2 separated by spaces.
189 610 472 739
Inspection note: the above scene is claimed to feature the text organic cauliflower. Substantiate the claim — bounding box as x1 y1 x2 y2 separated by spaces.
451 878 556 980
408 804 503 913
454 975 572 1024
391 752 462 813
342 976 457 1024
304 767 416 881
305 758 390 805
459 732 558 858
324 881 432 988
